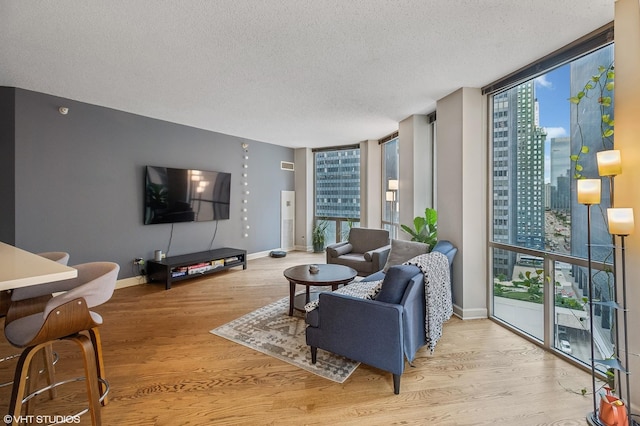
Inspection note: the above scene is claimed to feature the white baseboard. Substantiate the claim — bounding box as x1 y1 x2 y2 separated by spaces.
452 304 488 320
248 247 296 260
115 275 147 290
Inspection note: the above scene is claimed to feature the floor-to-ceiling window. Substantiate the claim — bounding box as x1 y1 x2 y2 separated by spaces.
314 146 361 245
381 134 399 238
487 32 614 375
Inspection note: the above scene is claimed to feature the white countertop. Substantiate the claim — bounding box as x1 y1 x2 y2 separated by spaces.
0 242 77 291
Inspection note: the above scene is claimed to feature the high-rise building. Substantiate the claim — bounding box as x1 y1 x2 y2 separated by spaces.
314 149 361 219
550 137 571 211
568 44 615 329
492 81 546 276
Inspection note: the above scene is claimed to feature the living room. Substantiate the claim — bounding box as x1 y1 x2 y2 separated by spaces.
1 1 639 424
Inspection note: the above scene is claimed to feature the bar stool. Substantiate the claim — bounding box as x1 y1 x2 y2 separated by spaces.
1 252 70 390
4 261 119 426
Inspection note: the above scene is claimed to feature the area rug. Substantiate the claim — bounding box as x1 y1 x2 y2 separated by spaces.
210 297 359 383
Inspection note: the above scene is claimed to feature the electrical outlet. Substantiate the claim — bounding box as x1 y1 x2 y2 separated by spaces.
133 258 144 265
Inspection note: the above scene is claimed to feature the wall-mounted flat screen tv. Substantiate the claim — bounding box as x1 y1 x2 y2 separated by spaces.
144 166 231 224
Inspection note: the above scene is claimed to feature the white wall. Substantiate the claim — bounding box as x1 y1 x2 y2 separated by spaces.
398 114 433 230
613 0 640 412
436 88 488 319
294 148 314 251
359 139 382 228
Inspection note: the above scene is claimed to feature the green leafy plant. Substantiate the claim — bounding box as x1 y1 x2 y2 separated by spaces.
567 62 620 397
568 63 614 179
312 219 329 252
400 208 438 251
341 218 355 242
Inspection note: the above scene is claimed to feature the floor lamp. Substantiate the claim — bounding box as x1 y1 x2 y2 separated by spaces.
387 179 398 238
607 207 637 426
597 150 622 394
577 179 602 424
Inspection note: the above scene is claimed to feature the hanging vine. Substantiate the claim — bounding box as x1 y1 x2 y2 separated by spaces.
568 63 615 179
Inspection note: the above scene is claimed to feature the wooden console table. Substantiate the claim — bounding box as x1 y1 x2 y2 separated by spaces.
146 247 247 290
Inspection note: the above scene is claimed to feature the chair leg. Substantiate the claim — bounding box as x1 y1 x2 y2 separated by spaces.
392 374 400 395
42 344 57 400
66 334 102 426
8 343 48 426
87 327 108 405
24 351 41 416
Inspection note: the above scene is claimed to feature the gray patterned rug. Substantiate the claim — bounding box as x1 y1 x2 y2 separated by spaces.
210 297 359 383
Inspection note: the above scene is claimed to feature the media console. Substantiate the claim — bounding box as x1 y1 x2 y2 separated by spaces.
146 247 247 290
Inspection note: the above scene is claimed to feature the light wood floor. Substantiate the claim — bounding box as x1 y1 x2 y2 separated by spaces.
0 251 598 425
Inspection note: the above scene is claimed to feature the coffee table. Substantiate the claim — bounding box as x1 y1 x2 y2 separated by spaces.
283 264 357 316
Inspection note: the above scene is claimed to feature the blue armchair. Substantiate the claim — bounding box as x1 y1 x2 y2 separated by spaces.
305 240 457 394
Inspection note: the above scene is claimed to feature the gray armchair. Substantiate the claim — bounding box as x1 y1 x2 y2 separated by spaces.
325 228 390 276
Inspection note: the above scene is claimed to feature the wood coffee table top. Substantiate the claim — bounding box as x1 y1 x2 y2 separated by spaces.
283 264 357 286
284 264 358 316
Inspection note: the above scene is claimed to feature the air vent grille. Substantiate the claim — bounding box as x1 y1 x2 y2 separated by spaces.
281 161 294 171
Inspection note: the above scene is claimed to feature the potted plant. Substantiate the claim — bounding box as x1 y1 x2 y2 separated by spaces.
400 207 438 251
312 219 329 253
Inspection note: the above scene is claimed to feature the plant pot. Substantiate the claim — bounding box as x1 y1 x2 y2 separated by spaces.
313 242 324 253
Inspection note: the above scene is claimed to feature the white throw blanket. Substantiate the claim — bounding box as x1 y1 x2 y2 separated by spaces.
403 251 453 352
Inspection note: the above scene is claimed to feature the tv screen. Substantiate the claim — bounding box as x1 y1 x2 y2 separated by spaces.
144 166 231 224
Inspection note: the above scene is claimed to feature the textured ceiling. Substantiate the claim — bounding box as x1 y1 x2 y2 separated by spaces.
0 1 614 148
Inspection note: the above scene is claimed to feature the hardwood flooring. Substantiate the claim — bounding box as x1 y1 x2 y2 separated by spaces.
0 251 597 425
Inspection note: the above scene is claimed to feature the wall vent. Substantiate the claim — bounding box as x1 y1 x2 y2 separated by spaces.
281 161 294 171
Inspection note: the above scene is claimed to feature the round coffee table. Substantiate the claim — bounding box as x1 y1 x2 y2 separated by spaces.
283 264 357 316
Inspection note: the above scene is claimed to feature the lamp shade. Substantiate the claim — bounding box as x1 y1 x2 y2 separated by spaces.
597 150 622 176
577 179 601 205
607 208 635 236
388 179 398 191
385 191 395 202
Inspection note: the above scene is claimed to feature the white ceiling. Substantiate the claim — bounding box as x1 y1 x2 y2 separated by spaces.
0 1 614 148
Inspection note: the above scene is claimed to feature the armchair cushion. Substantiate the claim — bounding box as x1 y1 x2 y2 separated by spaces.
327 243 353 258
383 239 429 272
363 250 374 261
375 265 421 304
348 228 389 254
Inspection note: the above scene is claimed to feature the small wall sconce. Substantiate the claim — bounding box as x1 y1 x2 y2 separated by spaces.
607 208 635 236
58 107 69 115
597 150 622 176
577 179 601 205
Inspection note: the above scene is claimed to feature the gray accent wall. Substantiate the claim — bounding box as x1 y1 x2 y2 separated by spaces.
3 88 294 278
0 87 16 244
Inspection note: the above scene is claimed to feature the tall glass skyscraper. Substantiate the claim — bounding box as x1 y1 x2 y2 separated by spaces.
314 148 361 219
492 81 546 276
569 45 615 328
549 137 571 211
570 46 615 264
